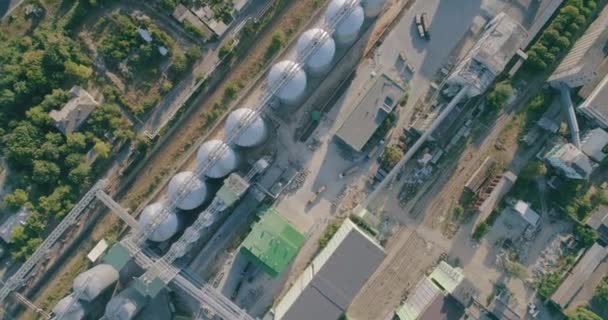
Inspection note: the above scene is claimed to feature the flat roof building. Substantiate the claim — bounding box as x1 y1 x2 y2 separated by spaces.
447 13 527 97
49 86 99 135
335 74 404 152
512 201 540 227
272 219 386 320
545 143 593 180
240 208 305 277
551 243 608 309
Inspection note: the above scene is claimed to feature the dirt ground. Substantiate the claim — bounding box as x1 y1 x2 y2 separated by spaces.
348 227 444 320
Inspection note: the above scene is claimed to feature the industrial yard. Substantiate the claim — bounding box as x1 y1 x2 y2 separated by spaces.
3 0 608 320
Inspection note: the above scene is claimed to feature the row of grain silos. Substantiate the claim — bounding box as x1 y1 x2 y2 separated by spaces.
267 0 386 107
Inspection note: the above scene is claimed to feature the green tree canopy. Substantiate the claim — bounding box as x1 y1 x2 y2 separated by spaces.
32 160 60 184
4 189 29 210
381 146 404 169
486 81 513 110
568 307 602 320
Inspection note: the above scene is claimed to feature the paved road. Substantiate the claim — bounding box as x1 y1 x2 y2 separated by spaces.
0 0 24 20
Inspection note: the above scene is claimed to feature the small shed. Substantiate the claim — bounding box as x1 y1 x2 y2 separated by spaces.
512 200 540 227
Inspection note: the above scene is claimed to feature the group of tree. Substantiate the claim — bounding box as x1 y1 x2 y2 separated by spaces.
380 146 404 169
161 0 234 23
568 307 603 320
485 80 513 110
0 13 133 260
98 13 172 71
526 0 599 71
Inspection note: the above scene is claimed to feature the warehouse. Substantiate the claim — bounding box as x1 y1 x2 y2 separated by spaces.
240 208 306 277
272 219 385 320
335 73 404 152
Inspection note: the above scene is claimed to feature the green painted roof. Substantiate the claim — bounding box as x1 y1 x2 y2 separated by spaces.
217 185 239 206
103 243 131 271
240 208 305 277
429 261 464 294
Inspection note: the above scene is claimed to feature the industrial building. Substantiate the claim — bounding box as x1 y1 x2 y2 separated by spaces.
335 73 404 152
544 143 593 180
394 261 466 320
272 219 385 320
268 60 308 105
326 0 365 46
446 13 527 97
224 108 268 148
240 208 306 277
548 5 608 88
73 264 119 302
297 28 336 76
580 127 608 162
49 86 100 135
551 243 608 309
168 171 208 210
137 202 180 242
196 139 239 179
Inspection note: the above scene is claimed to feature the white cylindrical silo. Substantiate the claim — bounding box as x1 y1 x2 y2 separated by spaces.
138 202 179 242
267 60 307 105
326 0 365 46
225 108 267 147
196 139 239 179
104 287 148 320
362 0 386 17
73 264 119 302
168 171 208 210
297 28 336 76
53 294 86 320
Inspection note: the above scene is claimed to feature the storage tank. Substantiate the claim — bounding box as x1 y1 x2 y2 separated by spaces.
168 171 208 210
53 294 86 320
224 108 267 147
138 202 179 242
325 0 365 46
362 0 386 17
267 60 307 105
296 28 336 76
73 264 119 302
104 287 148 320
196 140 239 179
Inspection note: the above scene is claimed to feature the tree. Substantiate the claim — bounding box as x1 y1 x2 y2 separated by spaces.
537 272 561 299
568 307 602 320
25 106 52 126
64 61 93 82
68 163 91 185
381 146 404 169
4 189 29 210
94 140 111 159
169 53 187 78
65 153 85 169
185 47 201 64
486 81 513 109
38 185 74 218
66 132 87 152
2 122 43 167
591 190 608 207
596 276 608 303
521 161 547 180
504 260 528 279
473 222 489 240
573 225 598 247
32 160 60 184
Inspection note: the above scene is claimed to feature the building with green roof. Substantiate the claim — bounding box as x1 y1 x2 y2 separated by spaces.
240 208 305 277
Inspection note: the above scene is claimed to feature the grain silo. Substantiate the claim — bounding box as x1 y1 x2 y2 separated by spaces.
53 294 86 320
224 108 268 147
138 202 179 242
362 0 386 17
267 60 307 105
73 264 119 302
325 0 365 46
104 287 148 320
297 28 336 76
168 171 208 210
196 139 239 179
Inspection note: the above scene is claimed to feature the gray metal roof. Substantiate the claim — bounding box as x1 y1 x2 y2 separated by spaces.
273 219 385 320
581 128 608 162
335 73 404 152
551 243 608 309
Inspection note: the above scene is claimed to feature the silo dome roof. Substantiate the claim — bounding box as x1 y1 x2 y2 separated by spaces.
326 0 365 44
297 28 335 74
105 287 147 320
53 294 86 320
196 140 238 179
225 108 267 147
168 171 208 210
73 264 119 302
362 0 386 17
138 202 179 242
267 60 307 104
